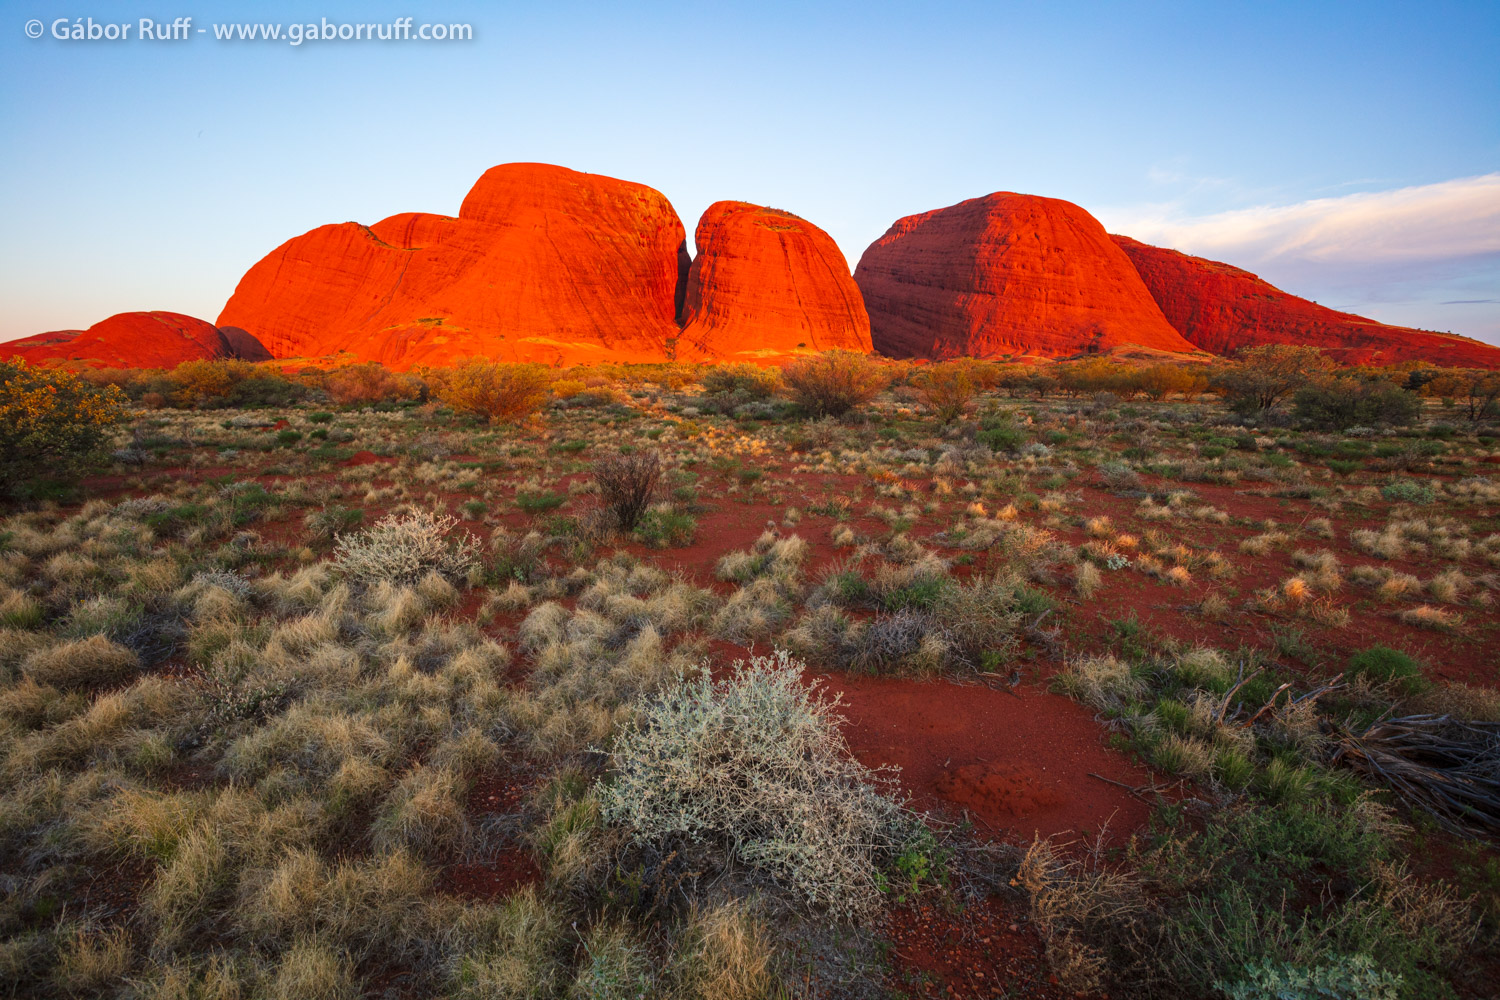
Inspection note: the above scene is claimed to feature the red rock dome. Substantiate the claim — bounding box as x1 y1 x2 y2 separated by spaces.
677 201 872 362
854 193 1199 360
1113 236 1500 369
216 163 689 368
2 312 258 368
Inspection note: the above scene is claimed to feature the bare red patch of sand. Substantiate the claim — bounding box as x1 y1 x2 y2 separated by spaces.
823 672 1153 845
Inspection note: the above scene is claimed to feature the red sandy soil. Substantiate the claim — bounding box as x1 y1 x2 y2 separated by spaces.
825 673 1153 846
438 849 540 903
71 855 155 926
436 766 542 902
878 896 1083 1000
1052 474 1499 685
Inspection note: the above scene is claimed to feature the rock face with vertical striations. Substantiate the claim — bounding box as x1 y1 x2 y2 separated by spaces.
1113 236 1500 369
677 201 871 361
854 192 1199 360
2 311 265 368
216 163 690 368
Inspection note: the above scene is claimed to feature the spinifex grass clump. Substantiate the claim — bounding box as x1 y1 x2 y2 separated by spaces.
599 650 918 919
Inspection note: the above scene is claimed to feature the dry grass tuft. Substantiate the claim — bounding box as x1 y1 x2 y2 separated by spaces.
20 635 139 691
1055 655 1143 712
1396 605 1463 631
671 900 777 1000
1016 837 1141 994
1074 560 1103 599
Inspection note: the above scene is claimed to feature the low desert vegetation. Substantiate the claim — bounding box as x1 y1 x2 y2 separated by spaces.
1 359 128 495
1 347 1497 998
780 350 887 417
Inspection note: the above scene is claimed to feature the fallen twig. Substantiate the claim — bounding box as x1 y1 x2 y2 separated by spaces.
1333 714 1500 840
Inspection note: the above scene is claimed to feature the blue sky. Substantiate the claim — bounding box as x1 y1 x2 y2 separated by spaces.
2 0 1496 343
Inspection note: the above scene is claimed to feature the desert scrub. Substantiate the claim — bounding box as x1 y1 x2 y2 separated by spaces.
1215 953 1401 1000
509 564 711 757
20 635 141 691
304 504 363 545
917 362 977 423
789 562 1030 675
1346 646 1429 697
700 363 781 400
592 450 663 531
598 650 918 919
435 359 553 423
781 350 888 418
1054 654 1146 712
0 359 128 493
1038 632 1486 996
714 530 808 585
631 507 697 548
332 508 479 585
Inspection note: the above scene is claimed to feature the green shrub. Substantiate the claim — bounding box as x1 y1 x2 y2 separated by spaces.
516 492 567 515
882 576 953 612
781 351 887 418
1346 646 1429 696
1216 953 1402 1000
1292 377 1420 430
631 509 696 548
977 417 1025 453
1380 479 1436 505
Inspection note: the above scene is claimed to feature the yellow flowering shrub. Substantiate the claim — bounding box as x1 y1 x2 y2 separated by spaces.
1 358 128 488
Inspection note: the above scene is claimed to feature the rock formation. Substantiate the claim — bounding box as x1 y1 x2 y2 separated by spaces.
1113 236 1500 369
854 192 1199 360
2 312 263 368
677 202 871 361
216 163 689 368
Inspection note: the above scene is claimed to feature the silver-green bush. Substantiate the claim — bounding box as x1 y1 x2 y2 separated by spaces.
332 509 479 585
598 649 911 919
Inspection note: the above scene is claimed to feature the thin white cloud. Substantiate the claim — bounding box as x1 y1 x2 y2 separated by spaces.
1103 173 1500 266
